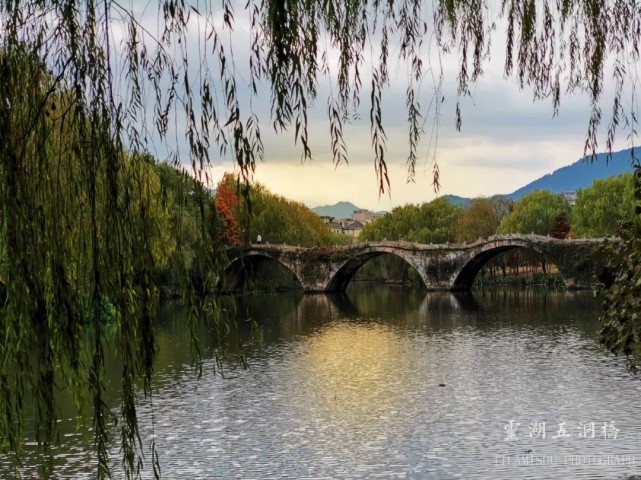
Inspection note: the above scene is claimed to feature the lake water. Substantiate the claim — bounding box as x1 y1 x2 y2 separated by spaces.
4 286 641 479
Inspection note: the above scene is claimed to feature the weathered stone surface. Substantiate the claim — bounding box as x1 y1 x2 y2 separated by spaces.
224 235 606 292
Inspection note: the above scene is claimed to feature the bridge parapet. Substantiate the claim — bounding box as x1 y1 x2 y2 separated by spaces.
225 236 607 293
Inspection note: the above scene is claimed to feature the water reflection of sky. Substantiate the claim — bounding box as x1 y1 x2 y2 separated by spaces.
298 323 413 428
3 288 641 479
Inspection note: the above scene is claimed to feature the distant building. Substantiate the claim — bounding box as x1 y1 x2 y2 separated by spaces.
351 209 383 225
319 215 334 224
329 221 343 235
562 191 577 206
330 218 364 237
343 220 364 236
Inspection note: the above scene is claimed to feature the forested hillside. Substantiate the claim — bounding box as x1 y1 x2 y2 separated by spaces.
215 174 347 248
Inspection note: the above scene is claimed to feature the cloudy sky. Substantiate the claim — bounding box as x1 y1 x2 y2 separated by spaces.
118 1 634 211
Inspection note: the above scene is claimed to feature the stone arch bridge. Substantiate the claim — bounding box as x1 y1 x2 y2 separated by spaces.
224 235 606 292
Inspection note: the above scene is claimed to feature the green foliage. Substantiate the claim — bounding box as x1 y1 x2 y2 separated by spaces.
573 174 635 237
0 47 219 477
0 47 178 477
353 255 423 286
4 0 641 477
153 161 210 286
499 191 571 235
454 197 511 242
212 174 346 249
599 167 641 374
234 181 344 248
474 272 565 289
360 198 460 243
260 0 641 186
598 221 641 373
232 261 305 293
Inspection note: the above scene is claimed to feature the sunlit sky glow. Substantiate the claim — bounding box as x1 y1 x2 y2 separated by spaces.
118 1 634 211
206 73 624 211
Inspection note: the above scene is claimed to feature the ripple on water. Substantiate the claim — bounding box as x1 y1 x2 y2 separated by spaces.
2 289 641 479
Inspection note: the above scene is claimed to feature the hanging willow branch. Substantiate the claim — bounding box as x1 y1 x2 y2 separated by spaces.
1 0 641 478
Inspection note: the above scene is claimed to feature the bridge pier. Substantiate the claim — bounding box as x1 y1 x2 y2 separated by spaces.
224 236 606 293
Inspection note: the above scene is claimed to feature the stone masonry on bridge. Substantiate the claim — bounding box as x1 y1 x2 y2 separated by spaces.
223 235 606 292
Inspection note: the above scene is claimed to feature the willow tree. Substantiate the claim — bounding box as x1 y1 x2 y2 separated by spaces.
2 0 641 478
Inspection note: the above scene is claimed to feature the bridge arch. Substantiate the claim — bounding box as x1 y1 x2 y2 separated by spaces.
223 252 303 292
450 240 566 291
223 237 602 293
325 248 426 292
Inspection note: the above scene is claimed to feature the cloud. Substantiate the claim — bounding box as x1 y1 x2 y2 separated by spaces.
121 1 632 210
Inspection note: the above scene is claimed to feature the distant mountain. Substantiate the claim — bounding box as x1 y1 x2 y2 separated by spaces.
311 201 361 218
441 148 638 204
313 149 638 216
440 194 471 206
506 148 637 200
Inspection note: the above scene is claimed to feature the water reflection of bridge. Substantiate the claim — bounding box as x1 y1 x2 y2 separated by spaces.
231 289 594 343
225 235 605 292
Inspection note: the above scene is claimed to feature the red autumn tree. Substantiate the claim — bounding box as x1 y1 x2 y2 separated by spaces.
215 173 243 245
